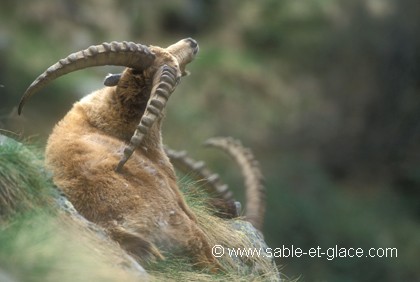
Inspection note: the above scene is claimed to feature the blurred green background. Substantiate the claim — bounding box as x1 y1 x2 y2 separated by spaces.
1 1 419 281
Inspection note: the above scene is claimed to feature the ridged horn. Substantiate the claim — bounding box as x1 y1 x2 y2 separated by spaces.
115 65 178 172
164 147 234 201
18 41 155 114
204 137 266 231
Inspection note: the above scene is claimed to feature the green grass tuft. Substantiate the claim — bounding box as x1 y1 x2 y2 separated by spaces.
0 135 55 221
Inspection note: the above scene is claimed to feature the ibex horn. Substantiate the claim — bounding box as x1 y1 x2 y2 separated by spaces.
164 147 234 201
18 41 155 114
115 65 178 172
204 137 266 231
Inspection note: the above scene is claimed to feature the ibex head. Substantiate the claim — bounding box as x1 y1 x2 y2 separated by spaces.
18 38 199 172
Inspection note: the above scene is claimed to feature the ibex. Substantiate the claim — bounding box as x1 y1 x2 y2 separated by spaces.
18 38 223 271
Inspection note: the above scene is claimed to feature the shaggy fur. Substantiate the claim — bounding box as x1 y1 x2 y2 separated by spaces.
44 41 222 271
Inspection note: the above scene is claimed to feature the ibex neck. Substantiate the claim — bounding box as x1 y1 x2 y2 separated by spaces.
81 86 163 150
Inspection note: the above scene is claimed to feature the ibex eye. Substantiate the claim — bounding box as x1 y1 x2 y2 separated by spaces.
132 69 143 75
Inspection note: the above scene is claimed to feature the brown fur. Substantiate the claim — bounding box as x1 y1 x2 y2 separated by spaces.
45 44 222 271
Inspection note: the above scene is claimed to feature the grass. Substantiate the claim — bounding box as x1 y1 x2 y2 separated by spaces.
0 134 53 221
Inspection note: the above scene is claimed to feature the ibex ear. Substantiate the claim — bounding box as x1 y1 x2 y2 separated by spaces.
115 65 179 172
103 73 122 86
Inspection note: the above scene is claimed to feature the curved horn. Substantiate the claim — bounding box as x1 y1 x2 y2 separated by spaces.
18 41 155 114
164 147 234 201
204 137 265 231
115 65 178 172
164 146 241 218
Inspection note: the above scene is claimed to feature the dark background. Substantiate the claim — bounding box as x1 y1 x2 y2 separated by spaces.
1 1 419 281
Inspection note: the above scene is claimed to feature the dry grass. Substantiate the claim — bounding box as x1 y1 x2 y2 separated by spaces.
147 178 280 281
